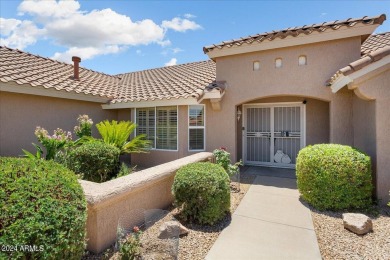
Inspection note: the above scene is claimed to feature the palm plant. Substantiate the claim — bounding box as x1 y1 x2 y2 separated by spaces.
96 120 151 154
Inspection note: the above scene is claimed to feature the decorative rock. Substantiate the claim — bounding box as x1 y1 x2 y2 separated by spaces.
342 213 373 235
158 221 189 239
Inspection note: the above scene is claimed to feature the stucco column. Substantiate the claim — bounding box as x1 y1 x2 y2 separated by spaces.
329 91 354 145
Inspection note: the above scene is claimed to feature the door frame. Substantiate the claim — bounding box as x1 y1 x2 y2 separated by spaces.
242 102 306 168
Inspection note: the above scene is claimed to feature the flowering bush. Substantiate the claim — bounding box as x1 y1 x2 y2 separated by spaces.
213 147 242 177
119 226 142 260
34 127 72 160
74 114 93 138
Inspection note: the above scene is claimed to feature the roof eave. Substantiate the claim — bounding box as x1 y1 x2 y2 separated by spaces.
102 97 199 109
330 55 390 99
0 81 111 103
206 23 381 59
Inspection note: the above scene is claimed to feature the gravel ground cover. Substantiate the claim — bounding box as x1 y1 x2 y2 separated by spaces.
311 205 390 260
83 172 256 260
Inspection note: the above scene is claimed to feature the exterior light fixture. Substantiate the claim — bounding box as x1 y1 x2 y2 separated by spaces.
237 107 242 121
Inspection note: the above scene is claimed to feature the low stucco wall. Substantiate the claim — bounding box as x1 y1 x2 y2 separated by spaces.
80 152 214 253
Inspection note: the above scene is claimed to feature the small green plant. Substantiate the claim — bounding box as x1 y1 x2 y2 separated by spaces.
296 144 373 210
74 114 93 138
172 162 230 225
0 157 87 259
96 120 151 154
66 141 120 182
22 143 43 159
116 163 136 179
213 147 242 177
32 126 73 160
119 226 142 260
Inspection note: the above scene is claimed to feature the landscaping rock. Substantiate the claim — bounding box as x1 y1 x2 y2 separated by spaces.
158 221 189 239
342 213 373 235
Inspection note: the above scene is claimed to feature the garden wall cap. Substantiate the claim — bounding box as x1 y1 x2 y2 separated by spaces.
80 152 214 208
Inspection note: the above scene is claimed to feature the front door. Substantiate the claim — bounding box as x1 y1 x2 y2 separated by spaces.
243 103 305 168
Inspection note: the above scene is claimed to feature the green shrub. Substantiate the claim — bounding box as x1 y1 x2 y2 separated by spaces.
66 141 120 182
296 144 373 210
0 157 87 259
172 162 230 225
213 148 242 177
115 162 135 179
96 120 150 154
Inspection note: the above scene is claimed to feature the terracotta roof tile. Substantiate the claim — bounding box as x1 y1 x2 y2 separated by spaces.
328 45 390 85
113 60 216 103
204 14 386 53
0 46 120 99
361 32 390 56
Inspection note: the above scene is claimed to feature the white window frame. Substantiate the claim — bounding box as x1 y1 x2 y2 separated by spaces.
188 104 206 152
135 106 179 151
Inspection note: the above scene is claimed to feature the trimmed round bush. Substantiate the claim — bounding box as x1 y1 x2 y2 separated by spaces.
172 162 230 225
66 141 120 182
0 157 87 259
296 144 373 210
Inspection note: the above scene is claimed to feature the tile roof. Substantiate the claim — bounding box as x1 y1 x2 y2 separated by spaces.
361 32 390 56
328 36 390 86
0 46 216 103
0 46 120 98
203 14 386 53
114 60 216 103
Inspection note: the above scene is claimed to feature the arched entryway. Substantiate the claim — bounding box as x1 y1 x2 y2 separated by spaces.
236 96 330 168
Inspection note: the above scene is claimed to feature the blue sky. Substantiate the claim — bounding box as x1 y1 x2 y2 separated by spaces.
1 1 389 74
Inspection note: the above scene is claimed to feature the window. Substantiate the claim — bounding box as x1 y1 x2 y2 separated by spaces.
298 55 307 66
136 108 155 148
253 61 260 71
275 58 282 68
136 106 177 150
156 106 177 150
188 105 205 151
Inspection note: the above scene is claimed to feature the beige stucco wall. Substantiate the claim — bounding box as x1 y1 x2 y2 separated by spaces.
353 69 390 203
206 37 361 162
0 91 117 156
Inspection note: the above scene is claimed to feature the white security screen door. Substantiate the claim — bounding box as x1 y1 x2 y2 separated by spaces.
243 103 305 168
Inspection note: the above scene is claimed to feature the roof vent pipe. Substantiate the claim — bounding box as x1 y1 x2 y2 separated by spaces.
72 56 81 80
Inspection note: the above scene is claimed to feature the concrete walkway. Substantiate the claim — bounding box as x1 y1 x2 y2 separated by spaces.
206 167 321 260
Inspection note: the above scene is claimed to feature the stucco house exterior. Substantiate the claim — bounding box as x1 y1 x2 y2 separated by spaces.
1 14 389 203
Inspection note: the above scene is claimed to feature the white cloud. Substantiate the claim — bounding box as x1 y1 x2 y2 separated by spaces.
172 47 183 54
320 13 327 17
164 58 177 66
18 0 81 20
162 17 201 32
0 18 44 49
157 39 171 47
45 8 165 48
0 18 22 36
51 45 126 62
183 13 196 19
1 0 201 62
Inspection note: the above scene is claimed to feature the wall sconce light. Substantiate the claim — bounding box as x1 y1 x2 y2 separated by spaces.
237 107 242 121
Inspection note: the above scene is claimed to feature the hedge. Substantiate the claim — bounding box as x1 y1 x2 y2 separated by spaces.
0 158 87 259
296 144 373 210
172 162 230 225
